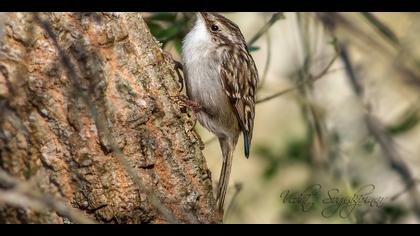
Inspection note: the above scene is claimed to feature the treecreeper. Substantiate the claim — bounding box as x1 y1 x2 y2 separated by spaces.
181 12 259 211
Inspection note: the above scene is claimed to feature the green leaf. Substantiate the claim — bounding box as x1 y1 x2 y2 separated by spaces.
255 145 281 180
146 21 164 37
362 138 376 153
328 37 338 49
285 139 310 162
272 12 286 21
175 39 183 55
146 12 177 22
387 111 419 135
155 25 181 42
249 46 260 52
382 204 406 222
263 165 279 180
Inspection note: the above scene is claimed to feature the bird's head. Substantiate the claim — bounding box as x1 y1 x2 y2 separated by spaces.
195 12 246 46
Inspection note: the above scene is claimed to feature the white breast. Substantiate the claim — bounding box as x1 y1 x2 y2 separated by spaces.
182 17 225 112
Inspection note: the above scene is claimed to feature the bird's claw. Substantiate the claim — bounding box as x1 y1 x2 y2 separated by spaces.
171 95 203 113
163 51 184 93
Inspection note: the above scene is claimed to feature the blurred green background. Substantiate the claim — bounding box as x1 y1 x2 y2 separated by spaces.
144 12 420 224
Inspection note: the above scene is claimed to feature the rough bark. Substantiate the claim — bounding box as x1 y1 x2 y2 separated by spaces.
0 12 220 224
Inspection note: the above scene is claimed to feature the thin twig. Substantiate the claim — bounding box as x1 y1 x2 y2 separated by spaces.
389 179 420 202
257 17 272 91
340 44 420 219
247 12 285 47
360 12 400 48
256 51 339 104
318 13 420 88
224 182 243 220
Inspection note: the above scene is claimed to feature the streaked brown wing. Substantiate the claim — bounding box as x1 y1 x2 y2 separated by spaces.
219 46 258 157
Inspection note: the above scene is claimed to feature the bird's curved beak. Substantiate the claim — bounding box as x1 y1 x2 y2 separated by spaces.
198 12 210 24
198 12 208 19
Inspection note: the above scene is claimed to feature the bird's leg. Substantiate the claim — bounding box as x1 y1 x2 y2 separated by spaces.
181 98 202 114
162 51 184 93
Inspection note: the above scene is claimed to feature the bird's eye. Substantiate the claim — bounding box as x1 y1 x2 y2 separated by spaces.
211 24 219 32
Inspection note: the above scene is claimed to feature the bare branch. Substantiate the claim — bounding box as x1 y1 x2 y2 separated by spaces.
318 12 420 88
389 179 420 202
360 12 400 48
256 51 339 104
247 13 285 47
340 44 420 219
257 18 272 91
224 182 243 220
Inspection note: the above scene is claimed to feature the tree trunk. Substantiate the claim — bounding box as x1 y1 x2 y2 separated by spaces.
0 12 220 224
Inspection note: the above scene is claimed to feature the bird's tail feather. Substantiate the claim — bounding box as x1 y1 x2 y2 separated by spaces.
243 132 250 159
216 149 233 211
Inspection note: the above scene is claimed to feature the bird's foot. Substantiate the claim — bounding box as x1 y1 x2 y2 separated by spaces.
172 95 203 113
170 95 203 132
162 51 184 93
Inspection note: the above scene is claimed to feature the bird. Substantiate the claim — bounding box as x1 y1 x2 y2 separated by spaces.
181 12 259 211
